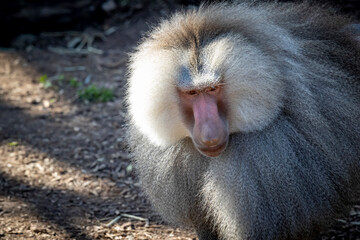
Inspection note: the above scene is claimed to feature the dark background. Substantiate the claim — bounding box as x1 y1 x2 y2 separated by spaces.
1 0 359 46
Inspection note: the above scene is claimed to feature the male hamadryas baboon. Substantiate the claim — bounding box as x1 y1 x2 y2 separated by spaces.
126 1 360 239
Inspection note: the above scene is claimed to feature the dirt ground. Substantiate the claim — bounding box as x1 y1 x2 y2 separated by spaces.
0 2 359 240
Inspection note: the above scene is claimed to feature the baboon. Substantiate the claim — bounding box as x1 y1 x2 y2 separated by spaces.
126 1 360 239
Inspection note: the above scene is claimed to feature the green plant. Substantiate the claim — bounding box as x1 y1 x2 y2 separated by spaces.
69 77 81 88
38 74 52 88
8 141 18 147
77 85 114 102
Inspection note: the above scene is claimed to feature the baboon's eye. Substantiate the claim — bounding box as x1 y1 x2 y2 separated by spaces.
205 86 219 92
186 90 198 95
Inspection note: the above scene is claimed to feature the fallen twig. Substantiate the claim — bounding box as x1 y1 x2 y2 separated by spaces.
48 46 103 55
106 213 149 228
63 66 87 72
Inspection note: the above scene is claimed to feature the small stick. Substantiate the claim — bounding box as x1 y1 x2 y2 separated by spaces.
48 46 103 55
106 216 122 227
121 213 148 222
63 66 87 71
106 213 149 227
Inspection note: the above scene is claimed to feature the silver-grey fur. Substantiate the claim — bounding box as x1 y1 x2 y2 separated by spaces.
127 1 360 239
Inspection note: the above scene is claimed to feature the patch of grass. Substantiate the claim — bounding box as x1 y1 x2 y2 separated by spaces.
8 141 18 147
69 77 82 88
38 74 48 83
77 85 114 102
39 74 83 89
38 74 52 88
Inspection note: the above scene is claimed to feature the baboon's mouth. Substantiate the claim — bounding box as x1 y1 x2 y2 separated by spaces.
196 141 227 157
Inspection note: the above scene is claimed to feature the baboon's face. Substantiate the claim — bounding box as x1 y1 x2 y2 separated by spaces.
128 33 283 155
177 83 229 157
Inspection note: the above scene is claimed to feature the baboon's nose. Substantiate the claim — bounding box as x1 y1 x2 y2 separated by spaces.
201 136 220 147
